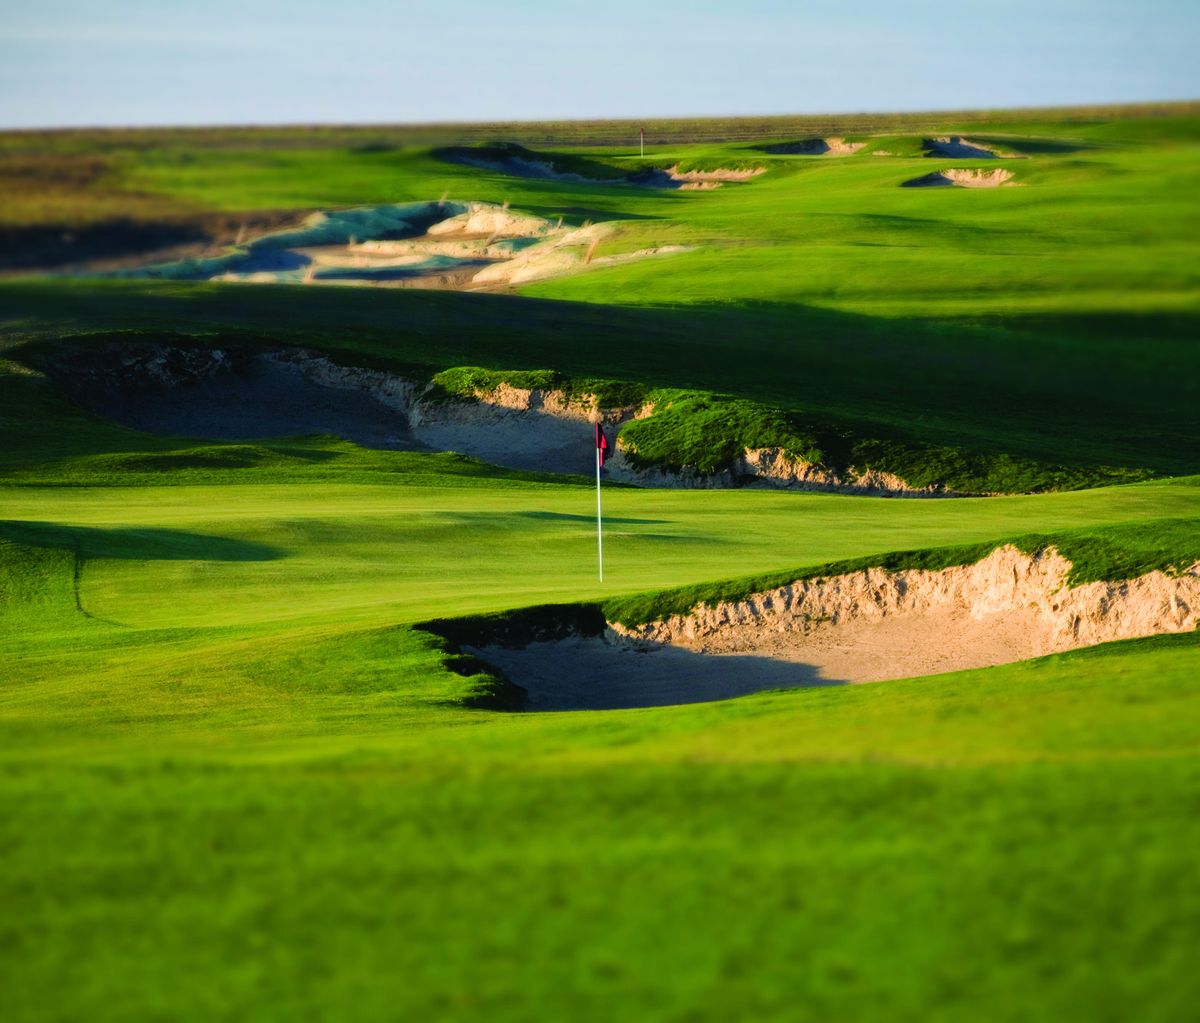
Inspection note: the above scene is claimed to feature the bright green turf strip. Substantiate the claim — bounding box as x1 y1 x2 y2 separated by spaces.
2 476 1199 630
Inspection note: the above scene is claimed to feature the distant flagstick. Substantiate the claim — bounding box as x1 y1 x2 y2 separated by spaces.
595 422 609 582
639 126 645 158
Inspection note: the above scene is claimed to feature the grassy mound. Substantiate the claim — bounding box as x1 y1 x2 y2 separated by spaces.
619 391 826 474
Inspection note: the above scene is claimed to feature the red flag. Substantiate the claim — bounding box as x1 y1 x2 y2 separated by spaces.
595 423 609 465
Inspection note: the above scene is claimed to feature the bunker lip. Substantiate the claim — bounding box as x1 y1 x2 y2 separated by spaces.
418 546 1200 712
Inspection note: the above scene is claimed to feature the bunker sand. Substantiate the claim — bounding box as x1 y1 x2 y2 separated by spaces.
474 607 1045 711
472 547 1200 710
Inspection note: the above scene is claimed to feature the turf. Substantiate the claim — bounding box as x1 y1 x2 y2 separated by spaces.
3 469 1200 1019
2 103 1200 1020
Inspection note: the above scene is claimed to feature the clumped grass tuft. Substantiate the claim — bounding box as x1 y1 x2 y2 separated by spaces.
427 366 563 401
620 391 826 474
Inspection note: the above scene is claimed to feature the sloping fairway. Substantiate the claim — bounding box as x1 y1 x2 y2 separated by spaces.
4 464 1200 1020
2 104 1200 1020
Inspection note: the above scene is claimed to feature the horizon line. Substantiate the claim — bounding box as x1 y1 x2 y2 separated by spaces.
3 97 1197 136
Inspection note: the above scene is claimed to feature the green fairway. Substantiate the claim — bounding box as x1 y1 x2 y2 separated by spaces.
4 477 1200 630
3 103 1200 1021
3 465 1200 1020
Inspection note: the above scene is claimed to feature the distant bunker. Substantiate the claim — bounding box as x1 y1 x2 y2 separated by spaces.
435 142 766 189
922 136 1014 159
424 547 1200 711
37 344 959 495
758 137 865 155
903 169 1015 188
95 200 689 291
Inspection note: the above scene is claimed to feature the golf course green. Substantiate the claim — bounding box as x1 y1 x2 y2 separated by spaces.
2 102 1199 1020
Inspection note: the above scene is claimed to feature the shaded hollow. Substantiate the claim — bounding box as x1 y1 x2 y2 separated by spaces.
34 345 429 451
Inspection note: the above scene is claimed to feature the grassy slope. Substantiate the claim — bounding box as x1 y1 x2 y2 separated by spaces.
3 106 1200 1019
3 465 1200 1020
3 277 1198 478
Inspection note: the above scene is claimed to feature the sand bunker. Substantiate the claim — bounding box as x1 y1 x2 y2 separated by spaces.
42 347 625 475
465 546 1200 710
44 346 943 494
98 200 685 292
656 165 767 189
922 136 1011 159
760 137 865 156
903 169 1015 188
47 347 428 452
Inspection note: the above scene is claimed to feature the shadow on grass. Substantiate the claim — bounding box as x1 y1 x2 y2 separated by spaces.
5 282 1199 473
971 135 1097 154
516 204 664 223
0 520 284 562
516 511 670 525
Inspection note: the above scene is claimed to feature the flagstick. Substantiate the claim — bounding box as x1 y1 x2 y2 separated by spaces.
595 444 604 582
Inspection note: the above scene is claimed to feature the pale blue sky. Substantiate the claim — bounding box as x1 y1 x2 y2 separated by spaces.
1 0 1197 128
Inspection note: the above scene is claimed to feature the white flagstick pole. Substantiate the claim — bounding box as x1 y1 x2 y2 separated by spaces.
595 441 604 582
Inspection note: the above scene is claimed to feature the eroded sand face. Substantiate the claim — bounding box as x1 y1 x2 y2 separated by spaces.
473 547 1200 710
617 547 1200 656
661 164 767 188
